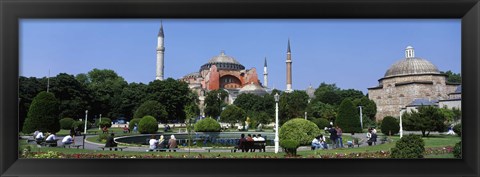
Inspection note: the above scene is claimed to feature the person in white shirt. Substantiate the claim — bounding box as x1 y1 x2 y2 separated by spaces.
256 134 265 141
148 135 159 151
62 135 73 145
45 133 56 142
311 136 322 150
35 131 44 141
252 135 258 141
33 130 39 138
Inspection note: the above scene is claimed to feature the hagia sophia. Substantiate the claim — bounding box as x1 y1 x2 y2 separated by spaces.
155 23 461 121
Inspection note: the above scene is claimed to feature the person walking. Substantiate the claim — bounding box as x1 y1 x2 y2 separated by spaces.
336 126 344 148
328 126 338 149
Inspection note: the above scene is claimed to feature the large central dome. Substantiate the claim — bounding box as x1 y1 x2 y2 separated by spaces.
384 46 440 78
207 51 241 65
200 51 245 71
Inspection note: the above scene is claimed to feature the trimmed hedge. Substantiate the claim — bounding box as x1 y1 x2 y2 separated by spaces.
279 118 321 146
72 120 93 130
194 117 221 132
280 139 300 156
381 116 400 136
59 118 75 130
390 134 425 158
97 118 112 128
129 118 141 131
138 116 159 134
453 141 461 158
453 123 461 137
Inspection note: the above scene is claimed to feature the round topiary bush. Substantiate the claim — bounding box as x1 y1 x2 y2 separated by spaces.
390 134 425 158
311 118 330 130
97 118 112 128
453 123 461 137
194 117 221 132
138 116 159 134
453 141 461 158
129 118 141 131
72 120 93 130
280 139 300 156
59 118 75 130
381 116 400 136
279 118 321 146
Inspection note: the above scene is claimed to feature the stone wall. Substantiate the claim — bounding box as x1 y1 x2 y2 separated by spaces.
368 74 457 121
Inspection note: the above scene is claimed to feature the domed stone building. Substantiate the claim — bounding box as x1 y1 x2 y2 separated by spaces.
368 46 460 121
181 51 266 106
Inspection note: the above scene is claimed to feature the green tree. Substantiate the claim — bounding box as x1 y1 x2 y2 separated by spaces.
97 117 112 128
147 78 192 122
19 76 48 131
82 69 128 118
138 116 159 134
403 106 447 137
50 73 91 119
252 111 273 126
279 90 309 125
352 97 377 121
117 82 148 119
194 117 221 132
220 105 246 127
22 91 60 133
134 100 168 122
306 101 337 121
335 99 362 133
441 70 461 83
204 89 228 118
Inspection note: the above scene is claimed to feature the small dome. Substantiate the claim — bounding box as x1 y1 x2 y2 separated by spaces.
384 47 440 78
207 51 241 65
239 83 267 96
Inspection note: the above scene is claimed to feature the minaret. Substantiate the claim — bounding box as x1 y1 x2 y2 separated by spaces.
156 22 165 80
263 57 268 88
285 39 293 93
405 46 415 59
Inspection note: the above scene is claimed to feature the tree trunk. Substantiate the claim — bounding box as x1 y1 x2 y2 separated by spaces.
421 130 426 137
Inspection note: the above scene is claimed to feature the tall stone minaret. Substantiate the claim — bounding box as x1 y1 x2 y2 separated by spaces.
263 57 268 88
156 22 165 80
285 39 293 93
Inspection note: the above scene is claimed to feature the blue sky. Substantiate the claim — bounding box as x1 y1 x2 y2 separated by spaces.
20 19 461 94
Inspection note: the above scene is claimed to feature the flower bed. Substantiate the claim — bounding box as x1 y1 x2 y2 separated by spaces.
21 146 454 159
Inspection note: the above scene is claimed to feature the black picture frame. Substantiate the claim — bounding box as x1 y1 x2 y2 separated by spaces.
1 0 479 176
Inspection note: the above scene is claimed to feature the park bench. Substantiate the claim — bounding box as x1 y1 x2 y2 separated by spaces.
39 141 58 147
232 140 266 152
98 146 127 151
60 144 83 149
147 148 179 152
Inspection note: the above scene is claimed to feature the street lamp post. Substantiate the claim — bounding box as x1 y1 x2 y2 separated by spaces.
274 93 280 154
399 108 405 138
98 114 102 130
305 99 310 120
358 106 363 129
84 110 88 135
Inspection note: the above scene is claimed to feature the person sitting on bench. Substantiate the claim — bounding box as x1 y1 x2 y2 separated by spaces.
35 131 44 142
158 135 166 149
105 133 118 148
148 135 158 151
256 134 265 141
102 126 109 134
45 132 57 147
62 135 74 145
168 135 177 150
122 125 130 133
311 136 322 150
